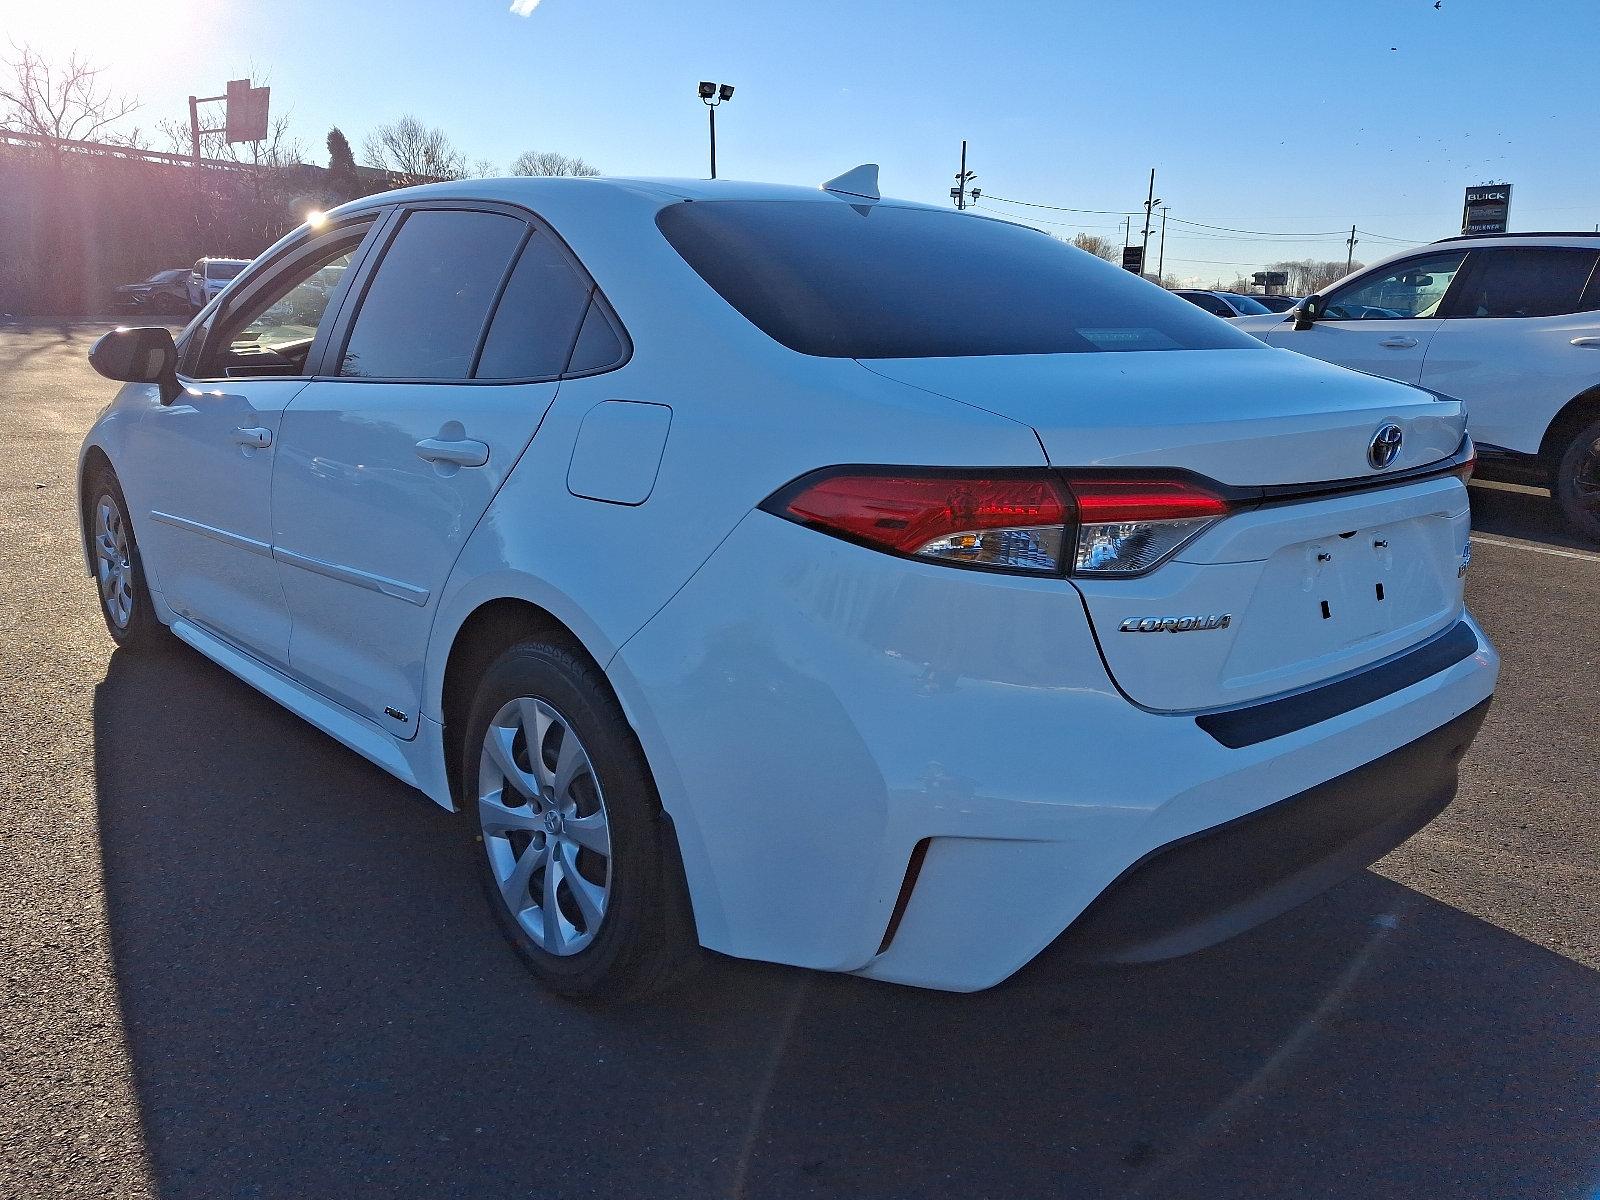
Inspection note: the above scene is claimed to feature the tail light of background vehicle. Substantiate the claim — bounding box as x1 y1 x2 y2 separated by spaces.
765 469 1231 577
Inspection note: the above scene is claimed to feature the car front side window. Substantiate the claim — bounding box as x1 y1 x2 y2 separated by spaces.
1322 252 1467 320
194 226 372 380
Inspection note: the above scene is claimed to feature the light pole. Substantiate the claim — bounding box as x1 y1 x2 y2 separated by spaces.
698 81 734 179
1140 168 1162 278
951 139 978 210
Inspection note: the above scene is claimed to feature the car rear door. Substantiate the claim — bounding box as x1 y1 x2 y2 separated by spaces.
271 201 598 737
1419 245 1600 454
128 216 382 668
1265 250 1467 383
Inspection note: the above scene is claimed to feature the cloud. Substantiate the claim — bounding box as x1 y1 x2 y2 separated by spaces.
509 0 541 13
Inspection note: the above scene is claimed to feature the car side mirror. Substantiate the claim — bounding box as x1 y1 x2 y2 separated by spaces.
1292 296 1320 331
89 326 182 404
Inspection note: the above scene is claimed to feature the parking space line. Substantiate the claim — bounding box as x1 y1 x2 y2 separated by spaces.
1470 533 1600 564
1468 478 1549 497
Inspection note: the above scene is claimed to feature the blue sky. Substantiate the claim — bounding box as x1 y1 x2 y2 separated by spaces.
11 0 1598 283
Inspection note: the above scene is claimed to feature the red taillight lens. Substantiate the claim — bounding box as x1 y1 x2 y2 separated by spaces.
1070 479 1232 524
1453 446 1477 484
777 472 1073 572
767 469 1233 576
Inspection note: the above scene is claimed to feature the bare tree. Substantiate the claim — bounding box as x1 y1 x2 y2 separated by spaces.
1262 259 1363 295
0 42 138 144
362 115 464 185
510 150 600 178
468 157 499 178
1071 232 1120 263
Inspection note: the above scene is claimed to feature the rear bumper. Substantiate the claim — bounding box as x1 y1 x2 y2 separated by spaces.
1057 697 1490 963
612 512 1499 992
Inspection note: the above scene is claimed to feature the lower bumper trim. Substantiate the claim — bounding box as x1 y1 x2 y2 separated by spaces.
1057 697 1492 964
1196 620 1480 749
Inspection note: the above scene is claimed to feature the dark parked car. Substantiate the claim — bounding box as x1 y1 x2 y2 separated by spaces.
1245 293 1302 313
1174 290 1272 318
111 269 192 315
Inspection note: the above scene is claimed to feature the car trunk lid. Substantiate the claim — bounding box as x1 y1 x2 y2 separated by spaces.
859 349 1471 712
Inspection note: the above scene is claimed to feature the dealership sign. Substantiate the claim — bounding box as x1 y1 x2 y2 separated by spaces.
1462 184 1512 235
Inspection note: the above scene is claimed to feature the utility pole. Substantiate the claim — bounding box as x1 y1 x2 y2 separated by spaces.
1140 169 1161 275
1121 216 1131 253
951 140 978 209
1157 205 1168 282
1346 224 1359 273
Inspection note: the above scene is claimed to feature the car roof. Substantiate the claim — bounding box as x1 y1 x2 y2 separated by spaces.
340 174 953 213
1431 231 1600 244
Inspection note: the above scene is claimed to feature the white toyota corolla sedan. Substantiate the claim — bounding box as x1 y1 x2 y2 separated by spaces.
80 171 1498 999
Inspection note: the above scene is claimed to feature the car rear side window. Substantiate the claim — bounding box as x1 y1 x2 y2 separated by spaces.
656 200 1257 358
475 231 593 380
338 209 524 380
565 298 626 374
1449 247 1600 319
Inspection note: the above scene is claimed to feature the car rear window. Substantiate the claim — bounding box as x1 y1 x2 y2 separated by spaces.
655 200 1259 358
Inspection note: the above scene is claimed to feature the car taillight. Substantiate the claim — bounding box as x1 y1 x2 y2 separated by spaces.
1066 477 1231 575
1453 445 1477 484
765 469 1232 577
771 471 1073 572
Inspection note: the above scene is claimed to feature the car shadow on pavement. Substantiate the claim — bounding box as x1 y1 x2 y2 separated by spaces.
94 642 1599 1200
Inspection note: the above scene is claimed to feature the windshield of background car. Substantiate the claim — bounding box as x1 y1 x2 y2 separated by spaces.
209 262 246 281
655 200 1261 358
1222 293 1272 314
1323 251 1466 319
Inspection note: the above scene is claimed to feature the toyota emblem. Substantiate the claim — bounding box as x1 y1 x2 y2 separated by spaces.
1368 423 1403 469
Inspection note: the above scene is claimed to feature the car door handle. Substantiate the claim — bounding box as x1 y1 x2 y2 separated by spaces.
1378 336 1419 349
1571 336 1600 349
415 437 490 468
231 426 273 448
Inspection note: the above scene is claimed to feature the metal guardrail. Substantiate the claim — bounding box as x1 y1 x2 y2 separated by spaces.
0 129 254 171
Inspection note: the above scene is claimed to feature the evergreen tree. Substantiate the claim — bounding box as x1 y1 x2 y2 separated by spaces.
326 127 359 200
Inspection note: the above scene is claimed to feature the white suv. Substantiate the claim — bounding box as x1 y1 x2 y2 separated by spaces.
185 257 248 311
79 175 1497 1000
1233 233 1600 539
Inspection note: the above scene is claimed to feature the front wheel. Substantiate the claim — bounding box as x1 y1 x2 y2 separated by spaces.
461 639 697 1001
85 466 169 649
1553 416 1600 543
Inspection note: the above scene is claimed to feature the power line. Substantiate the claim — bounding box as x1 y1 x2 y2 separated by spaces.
980 194 1141 217
1163 214 1351 237
983 192 1434 246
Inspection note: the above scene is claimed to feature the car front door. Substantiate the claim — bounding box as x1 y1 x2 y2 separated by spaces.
128 217 382 668
271 203 599 737
1266 250 1468 383
1420 245 1600 454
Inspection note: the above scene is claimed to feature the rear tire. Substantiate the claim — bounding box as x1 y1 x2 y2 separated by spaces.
460 638 697 1002
1553 417 1600 543
84 465 169 650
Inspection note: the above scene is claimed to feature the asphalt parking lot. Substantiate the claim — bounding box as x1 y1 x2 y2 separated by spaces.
1 322 1595 1200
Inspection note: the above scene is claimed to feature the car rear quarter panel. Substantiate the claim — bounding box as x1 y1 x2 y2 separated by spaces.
421 200 1046 738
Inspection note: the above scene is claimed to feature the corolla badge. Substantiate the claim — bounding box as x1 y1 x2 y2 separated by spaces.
1368 423 1404 469
1119 614 1232 633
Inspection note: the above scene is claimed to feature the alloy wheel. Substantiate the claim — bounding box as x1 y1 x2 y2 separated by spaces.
477 697 612 955
1573 435 1600 516
93 496 134 629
